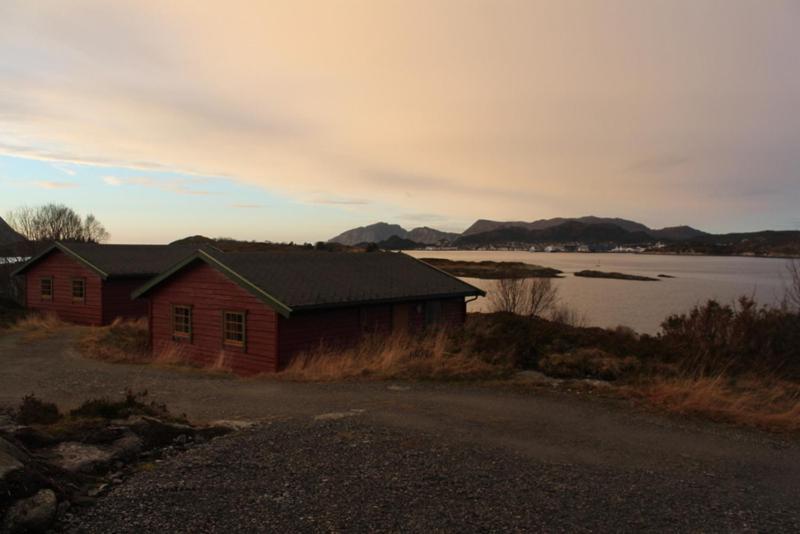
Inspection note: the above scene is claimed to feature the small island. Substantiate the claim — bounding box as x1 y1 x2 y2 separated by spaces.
574 270 660 282
420 258 563 279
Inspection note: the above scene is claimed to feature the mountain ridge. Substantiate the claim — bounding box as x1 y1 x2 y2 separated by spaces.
328 216 708 246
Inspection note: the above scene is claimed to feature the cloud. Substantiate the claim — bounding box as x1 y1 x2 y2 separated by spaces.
103 175 220 196
1 2 799 232
230 203 263 209
51 163 76 176
308 197 369 206
34 180 77 189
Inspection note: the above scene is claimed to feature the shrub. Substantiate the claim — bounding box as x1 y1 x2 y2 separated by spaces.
77 317 149 363
488 277 559 317
660 297 800 379
538 348 640 380
460 313 660 371
16 394 62 425
69 389 169 420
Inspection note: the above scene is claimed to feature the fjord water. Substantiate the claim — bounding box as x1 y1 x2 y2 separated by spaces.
408 251 792 334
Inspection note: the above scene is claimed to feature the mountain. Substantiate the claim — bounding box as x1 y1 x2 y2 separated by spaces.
329 223 458 246
406 226 460 244
455 221 653 247
462 217 706 240
0 216 25 246
661 230 800 257
362 235 422 250
328 222 408 246
649 225 708 241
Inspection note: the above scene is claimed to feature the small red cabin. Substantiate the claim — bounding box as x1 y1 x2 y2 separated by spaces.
13 242 195 325
133 249 484 374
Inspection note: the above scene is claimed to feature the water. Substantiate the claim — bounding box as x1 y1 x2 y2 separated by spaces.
408 251 794 334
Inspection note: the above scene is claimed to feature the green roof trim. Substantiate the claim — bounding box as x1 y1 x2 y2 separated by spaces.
131 250 294 318
11 242 110 279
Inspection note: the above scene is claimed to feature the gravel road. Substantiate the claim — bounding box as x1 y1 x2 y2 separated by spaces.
2 329 800 532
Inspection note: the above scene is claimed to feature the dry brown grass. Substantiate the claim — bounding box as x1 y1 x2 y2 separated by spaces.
277 330 512 382
8 312 72 340
77 317 150 363
633 375 800 433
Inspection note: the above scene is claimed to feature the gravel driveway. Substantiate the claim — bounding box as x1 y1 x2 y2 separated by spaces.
2 329 800 532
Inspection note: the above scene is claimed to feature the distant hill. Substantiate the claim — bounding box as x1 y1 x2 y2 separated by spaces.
329 222 458 246
406 226 459 244
361 235 422 250
461 216 704 239
327 216 798 256
662 230 800 257
328 222 408 246
329 216 707 247
0 216 25 246
455 221 654 247
649 225 708 241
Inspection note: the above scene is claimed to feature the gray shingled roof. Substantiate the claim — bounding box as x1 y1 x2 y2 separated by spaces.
135 249 484 313
13 243 198 279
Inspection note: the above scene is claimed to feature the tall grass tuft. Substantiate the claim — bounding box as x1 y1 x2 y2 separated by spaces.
636 375 800 432
77 317 150 363
278 329 513 382
9 312 70 340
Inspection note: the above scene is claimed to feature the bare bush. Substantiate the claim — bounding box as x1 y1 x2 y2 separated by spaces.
7 204 109 243
548 304 587 327
488 277 559 317
660 297 800 378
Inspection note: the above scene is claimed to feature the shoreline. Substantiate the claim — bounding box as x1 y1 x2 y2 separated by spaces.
409 250 799 261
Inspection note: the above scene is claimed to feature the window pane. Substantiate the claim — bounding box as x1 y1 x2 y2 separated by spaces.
72 279 85 299
41 278 52 299
173 306 191 336
223 312 245 345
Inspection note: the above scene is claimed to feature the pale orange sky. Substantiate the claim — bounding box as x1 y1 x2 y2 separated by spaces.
1 0 799 242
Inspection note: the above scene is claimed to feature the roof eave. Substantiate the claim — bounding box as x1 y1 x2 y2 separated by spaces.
289 289 485 313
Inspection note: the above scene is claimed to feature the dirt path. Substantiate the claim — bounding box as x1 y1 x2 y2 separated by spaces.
3 329 800 531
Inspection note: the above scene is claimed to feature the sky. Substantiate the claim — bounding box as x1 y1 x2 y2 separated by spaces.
1 0 799 244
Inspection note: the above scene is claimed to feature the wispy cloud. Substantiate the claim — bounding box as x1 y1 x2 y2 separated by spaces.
103 175 220 196
308 197 369 206
51 163 76 176
230 203 263 209
34 180 77 189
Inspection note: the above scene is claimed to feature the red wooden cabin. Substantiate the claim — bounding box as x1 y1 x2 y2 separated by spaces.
133 249 485 374
13 242 195 325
